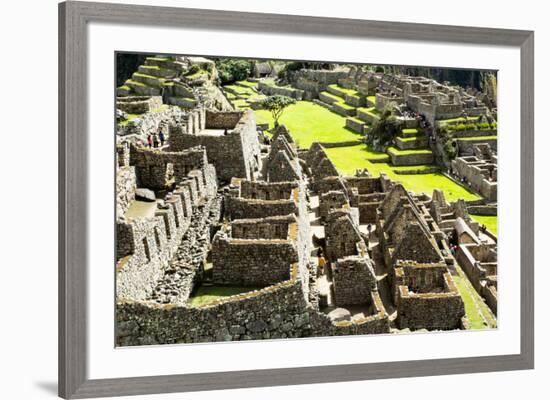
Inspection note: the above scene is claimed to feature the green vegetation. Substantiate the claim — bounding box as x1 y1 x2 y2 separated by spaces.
224 84 255 96
216 59 252 84
260 95 297 127
401 128 421 136
471 215 498 236
458 135 498 141
327 84 359 96
236 80 258 88
125 79 147 87
188 286 261 307
117 113 141 126
320 91 345 103
387 146 432 156
437 116 479 125
325 144 479 201
392 165 439 173
254 101 362 148
452 266 497 330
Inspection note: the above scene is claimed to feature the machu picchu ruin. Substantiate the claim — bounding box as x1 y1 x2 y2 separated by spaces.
115 54 498 346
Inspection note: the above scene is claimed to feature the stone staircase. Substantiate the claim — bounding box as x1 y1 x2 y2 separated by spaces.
117 56 206 109
386 128 435 166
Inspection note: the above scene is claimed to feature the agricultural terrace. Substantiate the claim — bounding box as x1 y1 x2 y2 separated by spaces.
223 81 480 201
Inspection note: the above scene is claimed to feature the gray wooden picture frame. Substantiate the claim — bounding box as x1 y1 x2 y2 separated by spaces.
59 1 534 398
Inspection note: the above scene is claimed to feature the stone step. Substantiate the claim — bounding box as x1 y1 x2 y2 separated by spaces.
327 84 349 98
138 65 178 78
144 57 184 70
124 80 162 96
345 117 366 134
395 136 428 151
131 72 166 88
356 107 380 124
400 128 423 138
117 85 131 97
344 93 365 107
168 96 197 108
331 102 356 117
387 147 434 166
319 91 344 105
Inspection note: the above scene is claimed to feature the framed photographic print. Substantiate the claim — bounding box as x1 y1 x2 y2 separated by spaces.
59 1 534 398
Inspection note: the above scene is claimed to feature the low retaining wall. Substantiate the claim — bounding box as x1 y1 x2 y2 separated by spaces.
388 150 434 166
318 140 363 148
117 266 390 346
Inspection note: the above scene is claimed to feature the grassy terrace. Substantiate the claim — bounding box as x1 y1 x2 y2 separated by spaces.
224 84 255 96
436 116 479 126
254 101 361 148
458 135 498 141
117 104 169 126
471 215 498 236
357 106 380 119
387 146 432 156
328 84 359 96
452 265 497 330
188 286 261 307
325 144 480 201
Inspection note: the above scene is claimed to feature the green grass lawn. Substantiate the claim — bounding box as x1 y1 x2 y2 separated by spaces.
328 84 359 96
387 146 433 156
254 101 362 148
471 214 498 236
457 135 498 141
188 286 262 307
235 80 258 88
452 265 497 330
325 144 480 201
224 84 255 96
436 116 479 126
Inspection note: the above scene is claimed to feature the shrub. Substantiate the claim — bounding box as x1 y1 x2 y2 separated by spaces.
444 139 458 159
186 64 200 75
216 59 252 84
465 123 477 131
455 124 467 131
478 122 490 130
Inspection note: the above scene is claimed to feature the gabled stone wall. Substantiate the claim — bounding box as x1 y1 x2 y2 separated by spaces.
332 256 377 306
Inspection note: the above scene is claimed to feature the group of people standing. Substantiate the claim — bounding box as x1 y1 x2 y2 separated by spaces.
146 131 165 149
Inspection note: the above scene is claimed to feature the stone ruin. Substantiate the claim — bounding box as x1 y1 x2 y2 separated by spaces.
375 185 466 330
452 143 498 201
115 56 497 346
376 74 489 125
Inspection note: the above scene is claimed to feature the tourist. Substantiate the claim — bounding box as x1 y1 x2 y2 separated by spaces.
224 128 228 136
317 248 326 276
147 134 153 148
153 135 159 148
159 132 165 147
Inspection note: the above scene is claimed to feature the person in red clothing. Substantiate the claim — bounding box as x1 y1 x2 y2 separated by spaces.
147 134 153 148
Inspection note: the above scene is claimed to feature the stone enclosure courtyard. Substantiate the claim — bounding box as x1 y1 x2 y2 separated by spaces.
115 55 498 345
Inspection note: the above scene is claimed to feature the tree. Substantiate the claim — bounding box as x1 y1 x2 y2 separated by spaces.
364 103 401 151
216 59 252 84
261 95 296 127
